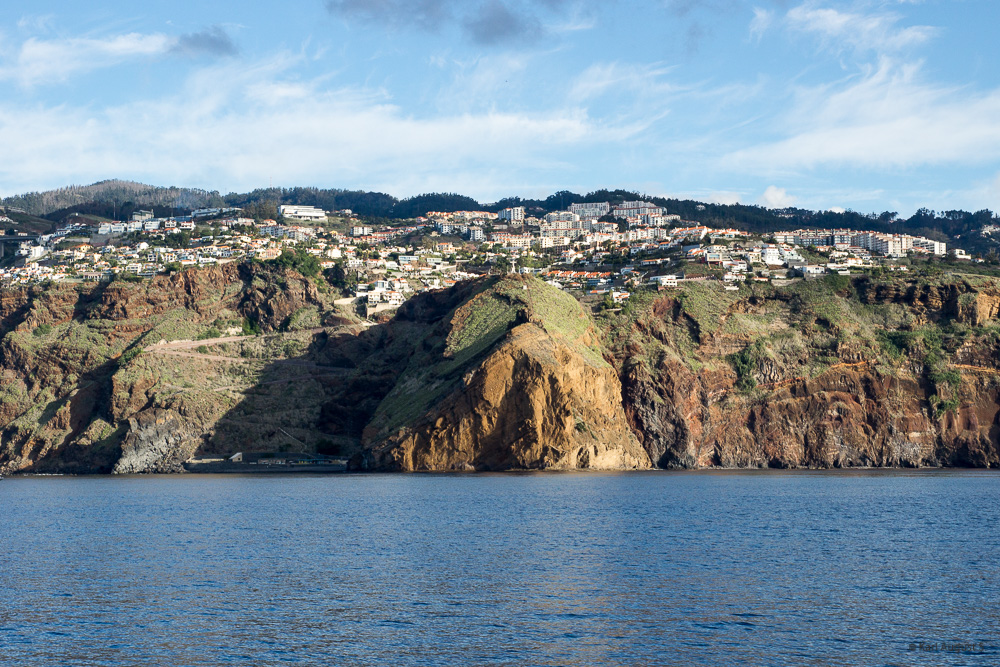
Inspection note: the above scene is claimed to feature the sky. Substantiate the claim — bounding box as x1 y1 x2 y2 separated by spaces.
1 0 999 215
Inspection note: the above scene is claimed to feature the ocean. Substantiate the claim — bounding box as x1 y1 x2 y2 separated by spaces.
1 470 997 666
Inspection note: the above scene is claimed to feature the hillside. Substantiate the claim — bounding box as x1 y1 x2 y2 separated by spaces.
3 267 1000 473
5 181 998 252
3 180 221 217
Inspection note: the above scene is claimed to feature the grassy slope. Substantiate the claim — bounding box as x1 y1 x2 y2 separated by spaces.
595 273 1000 400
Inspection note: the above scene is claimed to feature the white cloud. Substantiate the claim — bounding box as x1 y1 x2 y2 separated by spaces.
0 33 174 86
760 185 796 207
724 59 1000 171
786 2 936 55
0 55 643 200
827 206 846 214
0 28 237 87
749 7 772 42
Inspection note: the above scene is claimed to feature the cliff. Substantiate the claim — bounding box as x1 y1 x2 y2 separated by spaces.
361 278 648 470
0 263 349 474
611 275 1000 469
4 266 1000 474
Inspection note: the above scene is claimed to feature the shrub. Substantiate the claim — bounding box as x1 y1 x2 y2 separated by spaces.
242 317 262 336
729 340 764 391
119 347 143 365
197 327 222 340
929 367 961 389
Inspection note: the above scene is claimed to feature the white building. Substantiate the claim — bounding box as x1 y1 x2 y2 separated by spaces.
544 211 581 224
612 201 664 219
497 207 525 223
650 274 678 288
569 202 611 220
911 237 947 255
279 205 327 222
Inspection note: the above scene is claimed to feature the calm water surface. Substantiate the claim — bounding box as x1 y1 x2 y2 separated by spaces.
1 470 998 666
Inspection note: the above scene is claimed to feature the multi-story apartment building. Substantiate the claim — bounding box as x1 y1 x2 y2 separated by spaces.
612 201 664 219
497 207 525 223
569 202 611 220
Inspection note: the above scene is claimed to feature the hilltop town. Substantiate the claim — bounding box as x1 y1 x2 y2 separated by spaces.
0 199 955 318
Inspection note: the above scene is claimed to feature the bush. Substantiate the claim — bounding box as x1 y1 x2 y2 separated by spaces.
242 317 262 336
929 367 961 389
270 248 321 278
32 324 52 337
119 347 143 365
823 273 851 293
729 340 764 391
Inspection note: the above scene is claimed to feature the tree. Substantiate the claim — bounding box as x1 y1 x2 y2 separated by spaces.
272 248 321 278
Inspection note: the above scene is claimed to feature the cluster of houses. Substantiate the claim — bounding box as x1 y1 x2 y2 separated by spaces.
0 200 956 318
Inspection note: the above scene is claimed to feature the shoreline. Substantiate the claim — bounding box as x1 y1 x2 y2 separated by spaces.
5 466 1000 478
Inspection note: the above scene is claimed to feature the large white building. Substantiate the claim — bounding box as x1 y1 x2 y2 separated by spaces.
544 211 580 224
612 201 664 219
497 207 525 223
279 205 327 222
569 202 611 220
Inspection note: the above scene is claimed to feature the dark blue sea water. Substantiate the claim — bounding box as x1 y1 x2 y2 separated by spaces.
1 471 998 666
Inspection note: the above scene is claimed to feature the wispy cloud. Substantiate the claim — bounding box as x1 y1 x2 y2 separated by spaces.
786 1 937 55
16 14 56 33
749 7 772 42
724 59 1000 171
0 27 238 87
568 61 676 101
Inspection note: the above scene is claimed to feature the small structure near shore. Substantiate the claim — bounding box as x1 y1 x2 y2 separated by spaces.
183 451 348 473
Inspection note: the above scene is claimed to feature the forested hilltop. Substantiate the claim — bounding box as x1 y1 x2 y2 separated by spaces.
4 181 999 253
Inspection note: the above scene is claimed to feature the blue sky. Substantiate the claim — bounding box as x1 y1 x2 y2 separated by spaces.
1 0 998 215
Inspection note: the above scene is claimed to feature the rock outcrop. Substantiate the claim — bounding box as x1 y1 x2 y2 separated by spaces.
365 324 649 471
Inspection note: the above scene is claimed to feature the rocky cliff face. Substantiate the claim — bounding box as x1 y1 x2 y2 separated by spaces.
613 276 1000 469
355 275 650 471
5 268 1000 474
364 324 648 471
0 263 343 474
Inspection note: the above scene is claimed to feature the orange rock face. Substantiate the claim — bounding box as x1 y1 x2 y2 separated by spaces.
364 324 650 471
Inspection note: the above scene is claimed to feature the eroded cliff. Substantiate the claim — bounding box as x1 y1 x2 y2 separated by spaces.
4 267 1000 473
360 278 649 470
